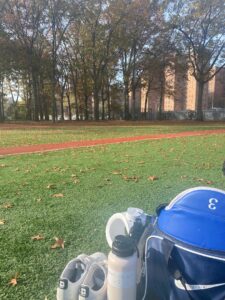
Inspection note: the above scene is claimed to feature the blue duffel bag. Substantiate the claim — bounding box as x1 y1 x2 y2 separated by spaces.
143 187 225 300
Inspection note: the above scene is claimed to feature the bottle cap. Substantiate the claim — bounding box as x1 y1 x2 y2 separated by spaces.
112 235 136 257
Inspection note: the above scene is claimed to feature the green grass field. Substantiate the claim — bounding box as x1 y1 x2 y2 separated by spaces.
0 124 225 299
1 122 225 147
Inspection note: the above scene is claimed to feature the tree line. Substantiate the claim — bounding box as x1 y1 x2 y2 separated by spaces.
0 0 224 122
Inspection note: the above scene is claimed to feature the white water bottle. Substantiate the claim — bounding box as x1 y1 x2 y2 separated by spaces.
107 235 137 300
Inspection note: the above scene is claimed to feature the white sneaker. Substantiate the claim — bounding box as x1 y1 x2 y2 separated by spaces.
78 260 107 300
57 253 106 300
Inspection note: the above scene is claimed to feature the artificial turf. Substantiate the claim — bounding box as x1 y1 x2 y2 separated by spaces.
0 134 225 299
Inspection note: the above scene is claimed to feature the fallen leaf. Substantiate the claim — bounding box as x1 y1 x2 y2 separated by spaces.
0 164 7 168
71 174 78 178
196 178 204 182
47 184 56 189
51 237 64 249
123 175 139 182
148 176 159 181
73 179 80 184
9 273 19 286
2 203 13 209
52 166 61 172
137 161 145 164
206 180 214 185
36 198 42 202
0 219 6 225
112 170 122 175
31 234 44 241
52 193 64 198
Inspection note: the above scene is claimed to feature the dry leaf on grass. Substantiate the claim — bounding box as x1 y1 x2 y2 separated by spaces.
31 234 44 241
47 184 56 189
2 203 13 209
52 167 61 172
51 237 64 249
104 178 111 182
52 193 64 198
137 161 145 165
194 177 214 185
73 179 80 184
148 176 159 181
9 273 19 286
206 180 214 185
112 170 122 175
123 175 139 182
71 174 78 178
195 177 204 182
0 219 6 225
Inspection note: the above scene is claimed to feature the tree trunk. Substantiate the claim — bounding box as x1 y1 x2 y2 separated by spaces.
106 81 111 120
131 44 137 120
26 74 32 120
0 77 4 122
14 104 18 120
158 77 165 120
51 10 57 123
131 86 136 120
84 94 89 120
51 63 57 122
60 79 67 121
94 87 100 120
66 92 72 121
60 94 64 121
144 82 151 120
37 77 43 121
101 86 105 120
71 74 79 120
31 68 39 121
196 81 204 121
81 60 89 120
124 81 129 120
43 96 49 121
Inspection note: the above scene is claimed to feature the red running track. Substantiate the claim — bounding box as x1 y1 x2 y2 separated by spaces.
1 129 225 156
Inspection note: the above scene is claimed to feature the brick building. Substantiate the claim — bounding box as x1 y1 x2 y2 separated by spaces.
137 67 225 115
